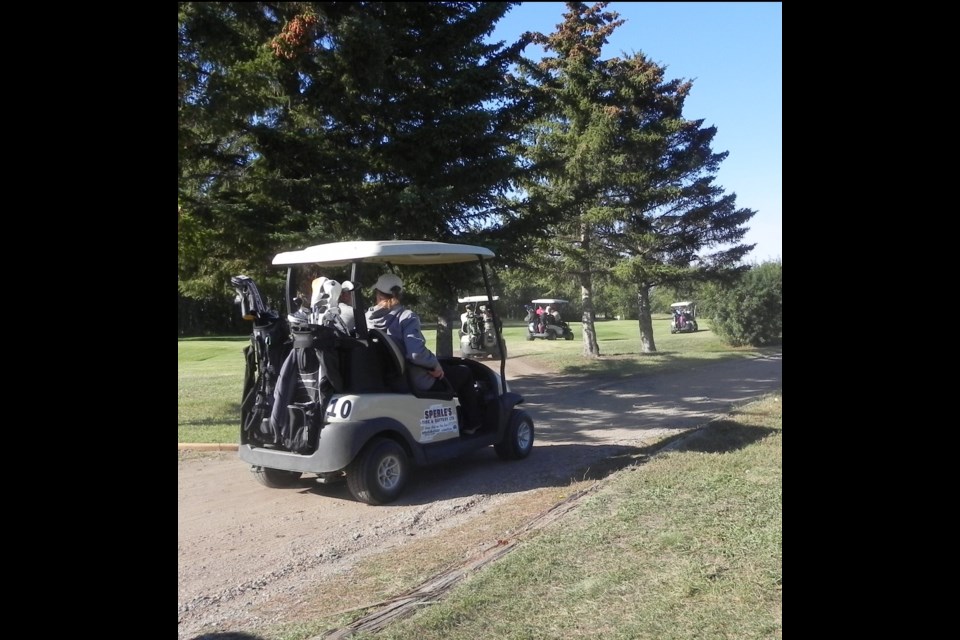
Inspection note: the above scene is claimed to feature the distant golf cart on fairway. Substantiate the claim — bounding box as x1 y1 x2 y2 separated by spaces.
459 295 506 360
525 298 575 341
670 301 698 333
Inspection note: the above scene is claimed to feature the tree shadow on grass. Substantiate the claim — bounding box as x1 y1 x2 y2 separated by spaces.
671 417 779 454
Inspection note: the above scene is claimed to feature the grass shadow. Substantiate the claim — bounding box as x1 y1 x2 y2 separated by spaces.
673 418 779 454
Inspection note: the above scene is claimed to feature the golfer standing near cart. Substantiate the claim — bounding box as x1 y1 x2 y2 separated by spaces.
365 274 483 433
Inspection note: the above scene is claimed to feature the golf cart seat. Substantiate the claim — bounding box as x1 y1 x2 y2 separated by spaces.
368 329 455 400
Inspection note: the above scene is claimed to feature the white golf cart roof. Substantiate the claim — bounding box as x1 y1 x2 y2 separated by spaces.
273 240 495 267
458 295 499 303
670 301 695 308
531 298 568 305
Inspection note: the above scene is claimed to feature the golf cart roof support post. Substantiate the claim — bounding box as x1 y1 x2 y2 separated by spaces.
478 256 507 393
284 268 295 318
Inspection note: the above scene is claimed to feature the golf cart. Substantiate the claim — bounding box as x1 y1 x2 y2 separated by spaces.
459 295 506 360
231 240 533 505
525 298 575 341
669 301 698 333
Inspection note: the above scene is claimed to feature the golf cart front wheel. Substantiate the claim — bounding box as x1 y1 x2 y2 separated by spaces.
495 409 534 460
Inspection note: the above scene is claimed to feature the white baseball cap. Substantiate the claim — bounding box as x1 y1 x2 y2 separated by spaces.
374 273 403 296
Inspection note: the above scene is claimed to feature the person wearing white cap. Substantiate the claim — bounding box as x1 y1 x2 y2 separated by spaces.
366 273 483 433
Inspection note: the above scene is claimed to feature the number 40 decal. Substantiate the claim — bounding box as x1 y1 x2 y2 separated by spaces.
326 398 353 419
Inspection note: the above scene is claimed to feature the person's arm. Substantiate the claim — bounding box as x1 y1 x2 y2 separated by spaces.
400 312 442 376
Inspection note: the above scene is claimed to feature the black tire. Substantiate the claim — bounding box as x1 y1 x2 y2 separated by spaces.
251 466 303 488
691 322 698 332
346 437 409 505
495 409 534 460
546 331 556 340
526 333 535 341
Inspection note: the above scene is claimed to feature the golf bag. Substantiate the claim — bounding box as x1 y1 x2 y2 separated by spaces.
233 276 292 446
269 324 344 454
463 307 485 351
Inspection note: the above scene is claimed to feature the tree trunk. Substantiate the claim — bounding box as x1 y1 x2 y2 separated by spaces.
576 225 601 358
578 227 600 357
580 283 600 357
435 309 455 357
636 286 657 353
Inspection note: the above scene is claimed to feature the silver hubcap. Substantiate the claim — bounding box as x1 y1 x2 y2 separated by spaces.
517 422 532 450
377 455 402 489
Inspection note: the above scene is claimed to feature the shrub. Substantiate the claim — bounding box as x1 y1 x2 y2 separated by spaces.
704 261 781 346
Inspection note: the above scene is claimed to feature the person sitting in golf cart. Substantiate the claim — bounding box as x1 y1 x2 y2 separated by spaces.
460 302 475 335
545 305 561 325
478 304 492 332
366 274 483 433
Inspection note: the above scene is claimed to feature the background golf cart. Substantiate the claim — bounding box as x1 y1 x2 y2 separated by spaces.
525 298 575 341
670 301 698 333
234 240 532 505
458 295 506 360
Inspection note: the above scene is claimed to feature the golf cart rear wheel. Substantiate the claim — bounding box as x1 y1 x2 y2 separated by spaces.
252 466 303 488
495 409 534 461
347 437 409 505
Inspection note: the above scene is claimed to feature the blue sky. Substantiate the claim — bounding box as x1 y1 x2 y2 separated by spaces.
491 2 782 264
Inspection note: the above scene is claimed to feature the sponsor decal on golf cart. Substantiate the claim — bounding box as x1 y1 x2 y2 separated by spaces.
420 404 459 441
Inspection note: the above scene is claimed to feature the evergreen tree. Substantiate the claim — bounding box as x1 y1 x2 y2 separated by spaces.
179 2 291 299
516 2 756 355
702 261 782 347
178 2 530 315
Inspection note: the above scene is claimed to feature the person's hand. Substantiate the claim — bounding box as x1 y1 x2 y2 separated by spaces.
430 365 444 379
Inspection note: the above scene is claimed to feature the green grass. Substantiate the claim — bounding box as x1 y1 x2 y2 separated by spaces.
364 395 782 640
177 317 772 444
178 338 248 444
498 316 760 379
